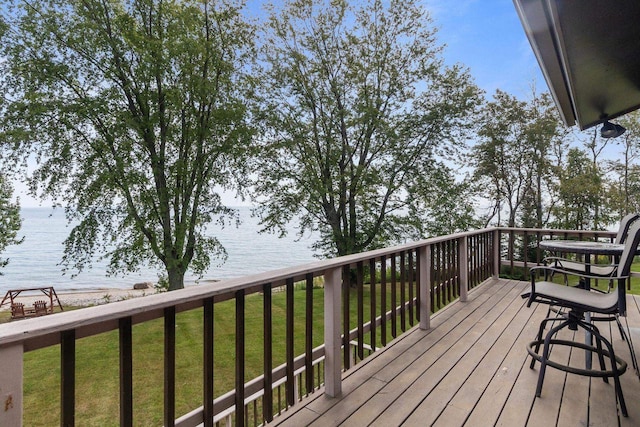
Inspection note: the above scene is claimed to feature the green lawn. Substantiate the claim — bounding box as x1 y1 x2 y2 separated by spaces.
21 288 322 426
19 282 425 426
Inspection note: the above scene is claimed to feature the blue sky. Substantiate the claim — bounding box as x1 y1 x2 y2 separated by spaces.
424 0 544 99
248 0 545 99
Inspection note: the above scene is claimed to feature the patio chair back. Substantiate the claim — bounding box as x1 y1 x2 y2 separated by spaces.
617 219 640 276
615 212 640 244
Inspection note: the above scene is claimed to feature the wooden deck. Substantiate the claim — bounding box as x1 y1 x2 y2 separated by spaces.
270 278 640 426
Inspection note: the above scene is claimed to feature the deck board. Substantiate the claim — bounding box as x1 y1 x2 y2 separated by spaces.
431 288 542 426
366 281 523 426
405 283 533 426
270 279 640 427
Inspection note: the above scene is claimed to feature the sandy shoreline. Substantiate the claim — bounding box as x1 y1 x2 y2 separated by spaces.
0 287 155 311
0 279 224 312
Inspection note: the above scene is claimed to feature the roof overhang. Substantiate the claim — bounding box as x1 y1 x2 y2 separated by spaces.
513 0 640 130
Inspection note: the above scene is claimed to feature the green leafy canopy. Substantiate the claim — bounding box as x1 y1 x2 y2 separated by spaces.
0 0 255 289
252 0 483 257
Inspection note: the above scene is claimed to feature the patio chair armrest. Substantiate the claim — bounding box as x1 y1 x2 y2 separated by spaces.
530 264 571 285
542 256 585 266
531 264 627 281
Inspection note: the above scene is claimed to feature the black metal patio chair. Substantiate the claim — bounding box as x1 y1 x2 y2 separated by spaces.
522 219 640 418
539 213 640 356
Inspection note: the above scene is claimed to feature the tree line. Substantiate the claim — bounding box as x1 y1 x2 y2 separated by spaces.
0 0 637 290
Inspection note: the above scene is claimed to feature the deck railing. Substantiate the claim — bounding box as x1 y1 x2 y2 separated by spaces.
1 226 626 426
496 227 639 282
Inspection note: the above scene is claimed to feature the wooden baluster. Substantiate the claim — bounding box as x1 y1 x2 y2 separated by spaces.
408 251 414 326
61 329 76 427
164 307 176 427
263 284 273 423
400 251 406 332
369 258 377 351
342 266 350 370
203 298 214 427
286 278 295 407
430 247 436 313
305 273 314 396
435 244 442 310
357 262 364 361
391 254 397 338
448 240 453 299
119 317 133 427
493 229 501 280
0 344 23 427
380 255 387 347
459 236 468 302
235 292 245 427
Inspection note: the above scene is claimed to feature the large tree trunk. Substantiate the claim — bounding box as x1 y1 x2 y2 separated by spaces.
167 265 185 291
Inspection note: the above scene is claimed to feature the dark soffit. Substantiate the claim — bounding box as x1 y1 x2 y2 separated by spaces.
513 0 640 130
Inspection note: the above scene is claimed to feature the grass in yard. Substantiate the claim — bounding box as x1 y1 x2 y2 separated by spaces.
21 288 325 426
21 282 426 426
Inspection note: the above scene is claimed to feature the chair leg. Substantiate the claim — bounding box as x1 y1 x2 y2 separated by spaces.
586 322 610 384
591 325 628 417
616 316 639 375
531 319 548 369
536 320 568 397
611 314 628 343
591 314 638 376
532 316 628 417
593 333 609 384
530 316 563 369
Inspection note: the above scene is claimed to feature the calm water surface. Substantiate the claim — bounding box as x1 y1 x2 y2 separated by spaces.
0 207 317 294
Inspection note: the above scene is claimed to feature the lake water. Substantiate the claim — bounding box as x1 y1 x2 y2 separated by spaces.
0 207 318 294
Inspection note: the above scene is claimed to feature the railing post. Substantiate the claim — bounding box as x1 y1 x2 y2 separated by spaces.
419 244 431 330
493 229 501 279
459 236 469 302
324 266 342 397
0 344 23 427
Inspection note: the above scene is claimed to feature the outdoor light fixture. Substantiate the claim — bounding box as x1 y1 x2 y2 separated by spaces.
600 121 626 138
